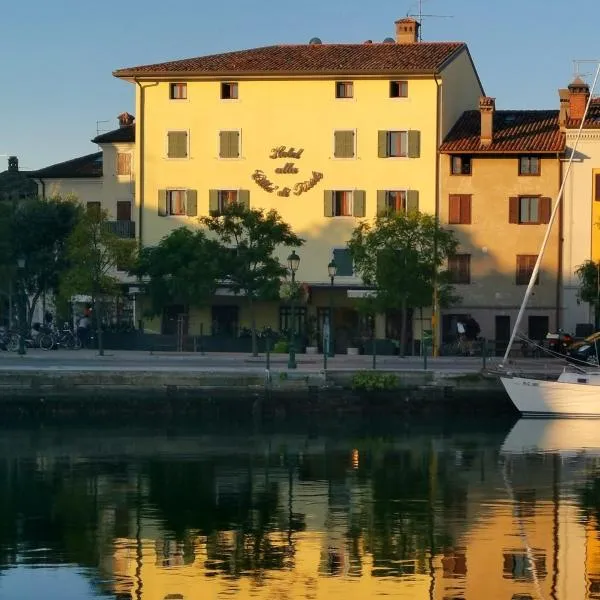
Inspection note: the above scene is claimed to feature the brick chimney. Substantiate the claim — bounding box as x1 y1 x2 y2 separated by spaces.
118 112 135 128
479 97 496 146
395 18 420 44
568 77 590 121
558 88 570 128
7 156 18 172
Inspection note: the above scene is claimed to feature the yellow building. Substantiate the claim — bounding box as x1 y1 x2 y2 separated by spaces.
439 97 564 349
113 18 484 347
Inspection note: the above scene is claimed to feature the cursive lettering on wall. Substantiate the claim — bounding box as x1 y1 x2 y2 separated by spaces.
252 169 279 193
275 162 299 175
270 146 304 160
293 171 323 196
277 188 291 197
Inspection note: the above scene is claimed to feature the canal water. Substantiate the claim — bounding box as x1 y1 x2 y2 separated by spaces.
0 417 599 600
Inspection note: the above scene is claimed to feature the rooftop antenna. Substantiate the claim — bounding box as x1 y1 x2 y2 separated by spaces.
96 120 110 137
407 0 453 41
572 59 600 81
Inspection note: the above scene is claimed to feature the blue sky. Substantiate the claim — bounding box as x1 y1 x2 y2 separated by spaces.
1 0 598 170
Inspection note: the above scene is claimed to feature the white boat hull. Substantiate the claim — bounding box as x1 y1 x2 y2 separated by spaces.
501 376 600 417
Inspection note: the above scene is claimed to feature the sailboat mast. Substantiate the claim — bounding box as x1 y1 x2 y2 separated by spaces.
501 63 600 366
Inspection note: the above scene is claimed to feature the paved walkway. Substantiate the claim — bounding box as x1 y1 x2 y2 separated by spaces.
0 348 565 375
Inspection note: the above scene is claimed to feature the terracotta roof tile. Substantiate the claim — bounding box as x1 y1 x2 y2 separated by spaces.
567 97 600 128
92 125 135 144
30 152 103 179
440 110 564 153
114 43 465 77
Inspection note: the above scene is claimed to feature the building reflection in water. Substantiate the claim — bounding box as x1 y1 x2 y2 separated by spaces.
2 421 600 599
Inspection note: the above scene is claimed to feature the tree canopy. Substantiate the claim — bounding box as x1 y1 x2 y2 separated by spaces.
576 259 600 328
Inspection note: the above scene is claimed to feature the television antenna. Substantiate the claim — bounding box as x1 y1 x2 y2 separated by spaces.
407 0 453 41
96 120 110 137
572 59 600 82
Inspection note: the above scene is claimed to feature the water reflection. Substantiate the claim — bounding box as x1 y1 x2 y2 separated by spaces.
1 420 600 599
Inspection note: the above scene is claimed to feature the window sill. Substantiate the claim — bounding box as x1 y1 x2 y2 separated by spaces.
217 157 244 161
220 98 240 103
334 98 356 102
450 173 472 177
169 98 189 103
331 157 357 160
518 173 541 177
164 157 191 161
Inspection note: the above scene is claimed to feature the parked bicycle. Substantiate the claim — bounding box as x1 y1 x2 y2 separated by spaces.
38 324 82 351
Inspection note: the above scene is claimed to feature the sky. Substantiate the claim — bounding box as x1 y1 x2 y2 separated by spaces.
1 0 598 171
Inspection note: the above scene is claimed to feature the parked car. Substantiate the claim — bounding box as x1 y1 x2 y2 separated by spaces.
567 331 600 365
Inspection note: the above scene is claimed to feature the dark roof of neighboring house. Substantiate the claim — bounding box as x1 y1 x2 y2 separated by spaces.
92 125 135 144
113 42 466 78
567 97 600 128
29 152 103 179
440 110 564 154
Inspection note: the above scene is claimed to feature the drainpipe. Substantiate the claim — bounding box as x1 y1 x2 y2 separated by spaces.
36 178 46 200
134 78 144 250
556 151 564 331
432 74 442 356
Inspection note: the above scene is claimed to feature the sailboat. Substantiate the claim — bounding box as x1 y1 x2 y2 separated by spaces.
499 63 600 417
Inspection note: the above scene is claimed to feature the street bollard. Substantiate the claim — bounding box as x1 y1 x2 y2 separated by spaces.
423 340 428 370
266 337 271 370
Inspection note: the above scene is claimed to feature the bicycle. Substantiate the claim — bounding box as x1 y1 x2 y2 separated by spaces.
39 326 81 351
440 335 468 356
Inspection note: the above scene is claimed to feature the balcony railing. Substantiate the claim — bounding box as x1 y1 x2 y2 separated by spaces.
104 220 136 239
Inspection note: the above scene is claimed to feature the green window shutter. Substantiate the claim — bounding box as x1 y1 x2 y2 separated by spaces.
406 190 419 213
407 130 421 158
209 190 219 215
238 189 250 208
334 131 344 158
231 131 240 158
377 190 387 216
186 190 197 217
158 189 167 216
168 131 187 158
334 131 354 158
333 248 353 276
378 131 389 158
219 132 229 158
324 190 334 217
353 190 366 217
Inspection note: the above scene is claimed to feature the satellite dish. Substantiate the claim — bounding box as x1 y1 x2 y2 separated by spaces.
309 37 323 45
383 37 395 44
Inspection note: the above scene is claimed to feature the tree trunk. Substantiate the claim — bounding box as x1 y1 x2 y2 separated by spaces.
400 296 408 358
8 279 13 327
250 296 258 357
94 294 104 357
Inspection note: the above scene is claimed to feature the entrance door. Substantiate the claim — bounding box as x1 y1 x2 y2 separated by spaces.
495 315 511 356
442 313 468 343
162 304 188 336
528 316 549 343
211 305 239 336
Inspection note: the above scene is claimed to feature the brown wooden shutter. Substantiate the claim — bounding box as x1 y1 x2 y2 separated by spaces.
117 153 131 176
186 190 197 217
595 173 600 201
509 197 519 223
461 195 472 224
353 190 366 217
376 190 387 216
238 189 250 208
448 195 461 224
324 191 334 217
407 130 421 158
378 131 388 158
209 190 219 215
158 190 167 216
539 197 551 224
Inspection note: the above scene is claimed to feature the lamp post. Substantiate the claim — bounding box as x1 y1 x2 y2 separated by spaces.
16 256 26 355
287 250 300 370
327 259 337 357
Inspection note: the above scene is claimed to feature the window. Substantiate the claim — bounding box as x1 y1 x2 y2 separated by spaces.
442 550 467 578
390 80 408 98
503 552 546 580
116 200 131 221
384 190 406 213
279 306 307 333
324 190 365 217
169 82 187 100
378 130 420 158
333 248 353 276
333 130 355 158
451 155 471 175
167 131 188 158
158 189 197 217
221 82 238 99
376 190 420 215
117 153 131 176
516 255 539 285
219 130 240 158
209 189 249 216
448 194 472 224
519 156 540 175
86 201 101 217
509 196 550 224
448 254 471 284
335 81 353 99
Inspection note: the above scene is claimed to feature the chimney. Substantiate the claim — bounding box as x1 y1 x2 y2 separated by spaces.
479 97 496 146
118 112 135 128
558 88 570 128
568 77 590 122
395 18 420 44
7 156 18 172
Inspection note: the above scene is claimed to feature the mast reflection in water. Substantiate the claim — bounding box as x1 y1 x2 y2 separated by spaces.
0 419 599 599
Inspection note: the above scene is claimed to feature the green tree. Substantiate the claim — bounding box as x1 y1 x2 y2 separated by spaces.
348 212 459 355
576 259 600 328
60 208 136 356
0 196 82 327
200 203 304 356
132 227 222 319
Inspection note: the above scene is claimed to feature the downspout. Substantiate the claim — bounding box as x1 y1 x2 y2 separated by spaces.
556 151 564 331
134 78 144 250
37 178 46 200
432 73 442 356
